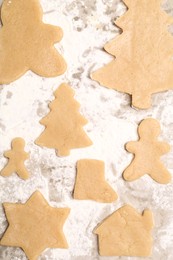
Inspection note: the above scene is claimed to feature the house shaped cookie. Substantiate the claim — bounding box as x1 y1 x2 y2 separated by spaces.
94 205 154 257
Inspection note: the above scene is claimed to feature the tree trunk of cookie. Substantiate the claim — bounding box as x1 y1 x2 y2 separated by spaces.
56 149 70 157
132 93 151 109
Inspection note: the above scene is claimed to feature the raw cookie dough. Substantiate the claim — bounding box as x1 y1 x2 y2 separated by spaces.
0 0 66 84
73 159 117 203
91 0 173 109
94 205 154 256
123 118 171 184
1 138 30 180
0 191 70 260
35 83 92 156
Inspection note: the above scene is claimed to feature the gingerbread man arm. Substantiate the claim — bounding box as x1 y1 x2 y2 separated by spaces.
125 141 139 153
3 150 13 158
43 24 63 43
22 152 30 160
157 142 171 155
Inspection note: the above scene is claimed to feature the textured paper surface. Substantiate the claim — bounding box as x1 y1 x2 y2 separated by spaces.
0 0 173 259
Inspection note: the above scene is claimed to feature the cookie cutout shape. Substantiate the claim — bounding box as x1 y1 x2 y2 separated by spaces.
0 0 66 84
1 138 30 180
73 159 117 203
91 0 173 109
94 205 154 256
0 191 70 260
35 83 92 156
123 118 171 184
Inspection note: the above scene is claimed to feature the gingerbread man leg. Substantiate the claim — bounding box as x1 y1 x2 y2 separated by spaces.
30 48 66 78
123 160 144 181
1 163 14 177
150 163 171 184
17 164 30 180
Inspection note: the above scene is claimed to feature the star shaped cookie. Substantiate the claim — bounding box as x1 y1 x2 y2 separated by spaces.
0 191 70 260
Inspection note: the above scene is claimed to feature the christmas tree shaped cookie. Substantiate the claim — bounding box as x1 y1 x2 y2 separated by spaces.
123 118 171 184
1 138 30 180
91 0 173 109
0 0 66 84
73 159 117 203
35 83 92 156
94 205 154 256
0 191 70 260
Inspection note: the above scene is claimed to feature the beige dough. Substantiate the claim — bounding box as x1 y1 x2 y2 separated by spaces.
94 205 154 256
0 0 66 84
91 0 173 109
73 159 117 203
35 83 92 156
1 138 30 180
123 118 171 184
0 191 70 260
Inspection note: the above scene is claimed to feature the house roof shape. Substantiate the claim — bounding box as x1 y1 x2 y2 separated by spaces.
95 205 153 234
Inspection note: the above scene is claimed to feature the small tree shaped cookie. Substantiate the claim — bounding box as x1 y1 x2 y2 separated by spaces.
35 83 92 156
91 0 173 109
1 138 30 180
0 0 66 84
73 159 118 203
123 118 171 184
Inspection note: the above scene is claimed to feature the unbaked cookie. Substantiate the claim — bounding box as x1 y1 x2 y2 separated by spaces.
1 138 30 180
123 118 171 183
94 205 154 256
91 0 173 109
0 191 70 260
73 159 117 203
0 0 66 84
35 83 92 156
